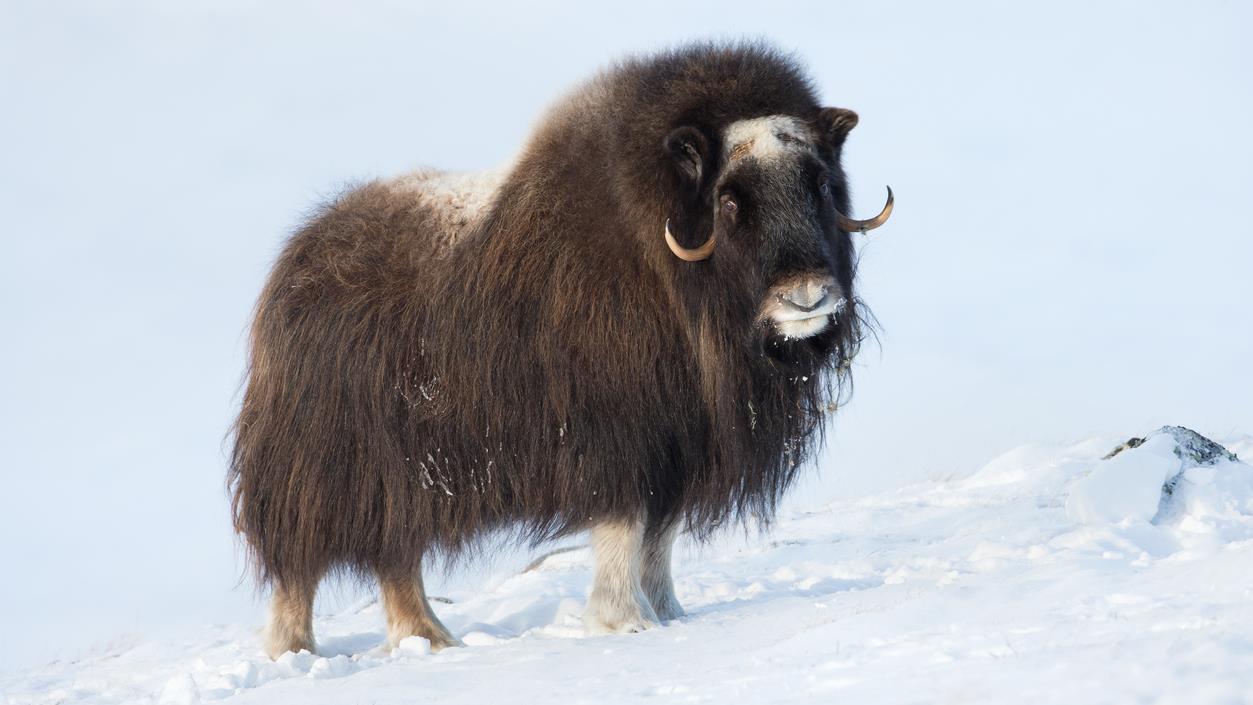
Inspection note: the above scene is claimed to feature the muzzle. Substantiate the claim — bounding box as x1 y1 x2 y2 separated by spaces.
759 274 844 339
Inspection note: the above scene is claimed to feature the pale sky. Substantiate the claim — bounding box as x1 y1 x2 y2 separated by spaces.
2 0 1250 671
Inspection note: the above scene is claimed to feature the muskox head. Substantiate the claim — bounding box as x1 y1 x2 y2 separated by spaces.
662 108 891 352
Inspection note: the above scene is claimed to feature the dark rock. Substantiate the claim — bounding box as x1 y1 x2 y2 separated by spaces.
1107 426 1242 524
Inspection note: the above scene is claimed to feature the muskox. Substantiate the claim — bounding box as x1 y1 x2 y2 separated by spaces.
229 42 892 658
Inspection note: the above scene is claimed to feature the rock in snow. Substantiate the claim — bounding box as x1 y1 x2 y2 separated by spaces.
3 432 1253 705
1068 426 1247 525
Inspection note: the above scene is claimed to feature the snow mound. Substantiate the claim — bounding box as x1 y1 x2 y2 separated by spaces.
4 432 1253 705
1067 432 1182 524
1067 426 1252 532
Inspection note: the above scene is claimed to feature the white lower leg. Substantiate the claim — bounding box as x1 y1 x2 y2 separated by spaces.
584 516 659 633
641 521 684 621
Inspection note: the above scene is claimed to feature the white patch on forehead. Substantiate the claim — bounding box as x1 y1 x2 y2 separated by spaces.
722 115 815 163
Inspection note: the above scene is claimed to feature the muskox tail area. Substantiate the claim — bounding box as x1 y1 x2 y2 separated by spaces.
227 182 454 592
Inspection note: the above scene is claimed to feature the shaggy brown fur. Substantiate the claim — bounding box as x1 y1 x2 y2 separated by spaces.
230 41 871 653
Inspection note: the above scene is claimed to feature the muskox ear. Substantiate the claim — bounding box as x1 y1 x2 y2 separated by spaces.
664 126 709 190
816 107 859 149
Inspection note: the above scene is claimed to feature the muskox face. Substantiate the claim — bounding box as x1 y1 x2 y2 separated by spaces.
664 108 881 347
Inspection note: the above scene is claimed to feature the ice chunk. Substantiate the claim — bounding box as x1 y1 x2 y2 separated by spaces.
309 655 359 679
157 674 200 705
395 635 431 657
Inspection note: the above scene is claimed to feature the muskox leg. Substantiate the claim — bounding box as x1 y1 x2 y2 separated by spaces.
584 516 660 633
379 571 461 652
641 517 684 621
265 580 318 659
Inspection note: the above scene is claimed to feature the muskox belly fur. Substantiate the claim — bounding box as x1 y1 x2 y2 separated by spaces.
230 41 871 658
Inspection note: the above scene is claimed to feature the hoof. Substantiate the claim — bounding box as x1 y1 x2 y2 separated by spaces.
264 638 316 661
617 619 660 634
584 597 661 634
585 614 661 634
653 603 685 623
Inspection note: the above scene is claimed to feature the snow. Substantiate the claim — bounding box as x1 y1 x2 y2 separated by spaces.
1066 434 1187 524
5 432 1252 705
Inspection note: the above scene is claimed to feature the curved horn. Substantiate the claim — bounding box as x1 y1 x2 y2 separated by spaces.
664 219 717 262
836 186 894 234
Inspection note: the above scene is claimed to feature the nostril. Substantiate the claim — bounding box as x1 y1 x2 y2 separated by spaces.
781 284 829 312
781 295 821 312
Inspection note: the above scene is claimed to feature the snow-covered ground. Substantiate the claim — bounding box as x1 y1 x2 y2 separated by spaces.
4 428 1251 705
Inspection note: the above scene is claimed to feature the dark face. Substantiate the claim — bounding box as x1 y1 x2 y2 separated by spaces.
665 110 860 351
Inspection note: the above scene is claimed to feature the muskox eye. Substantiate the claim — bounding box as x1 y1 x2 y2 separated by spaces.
720 195 738 215
819 179 831 197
